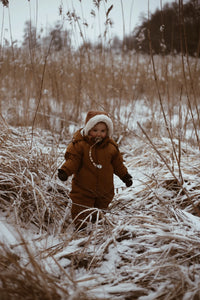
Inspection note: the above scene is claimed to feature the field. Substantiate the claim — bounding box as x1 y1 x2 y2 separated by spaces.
1 5 200 299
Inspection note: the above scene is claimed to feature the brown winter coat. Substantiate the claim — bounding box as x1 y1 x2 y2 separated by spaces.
60 129 128 223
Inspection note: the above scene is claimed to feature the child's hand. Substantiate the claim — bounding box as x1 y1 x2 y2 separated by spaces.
122 173 132 187
58 169 68 181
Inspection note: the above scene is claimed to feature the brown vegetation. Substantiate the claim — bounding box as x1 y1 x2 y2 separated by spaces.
1 0 200 298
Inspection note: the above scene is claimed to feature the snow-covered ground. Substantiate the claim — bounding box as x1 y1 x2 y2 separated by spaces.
1 103 200 299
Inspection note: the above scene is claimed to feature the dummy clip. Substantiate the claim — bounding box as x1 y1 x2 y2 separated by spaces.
89 137 103 169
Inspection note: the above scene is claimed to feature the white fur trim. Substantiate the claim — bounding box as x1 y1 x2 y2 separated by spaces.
83 114 113 136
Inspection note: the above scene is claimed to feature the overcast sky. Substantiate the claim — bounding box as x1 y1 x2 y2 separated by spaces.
0 0 176 46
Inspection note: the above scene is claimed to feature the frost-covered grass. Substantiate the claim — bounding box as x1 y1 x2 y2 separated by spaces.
1 108 200 299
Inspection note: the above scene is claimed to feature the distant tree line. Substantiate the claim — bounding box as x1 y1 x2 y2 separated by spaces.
21 21 71 52
1 0 199 56
121 0 200 56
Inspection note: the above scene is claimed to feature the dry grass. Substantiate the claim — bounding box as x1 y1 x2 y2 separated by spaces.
1 1 200 298
1 115 200 299
0 118 71 232
1 45 199 135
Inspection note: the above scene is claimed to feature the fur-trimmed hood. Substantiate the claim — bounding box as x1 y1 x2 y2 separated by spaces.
82 111 113 137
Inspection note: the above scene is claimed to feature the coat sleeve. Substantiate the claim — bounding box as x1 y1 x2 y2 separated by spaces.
60 141 83 176
111 143 128 179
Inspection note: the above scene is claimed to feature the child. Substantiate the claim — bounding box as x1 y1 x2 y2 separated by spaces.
58 111 132 228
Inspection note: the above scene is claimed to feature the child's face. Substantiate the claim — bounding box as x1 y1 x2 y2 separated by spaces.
89 122 108 139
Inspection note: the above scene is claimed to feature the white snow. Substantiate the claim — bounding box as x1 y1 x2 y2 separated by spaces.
1 100 200 299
